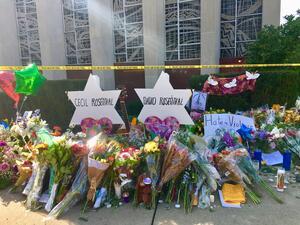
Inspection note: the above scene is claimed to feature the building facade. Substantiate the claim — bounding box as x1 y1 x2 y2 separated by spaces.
0 0 281 89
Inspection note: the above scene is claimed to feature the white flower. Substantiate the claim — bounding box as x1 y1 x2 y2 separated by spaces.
296 97 300 110
270 127 285 139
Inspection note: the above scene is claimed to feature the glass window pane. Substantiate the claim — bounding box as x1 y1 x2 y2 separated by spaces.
180 44 200 59
15 0 41 65
113 0 144 62
237 15 262 41
166 0 201 60
221 22 235 48
62 0 91 65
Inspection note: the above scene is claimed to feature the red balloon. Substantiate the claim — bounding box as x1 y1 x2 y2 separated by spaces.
0 71 20 108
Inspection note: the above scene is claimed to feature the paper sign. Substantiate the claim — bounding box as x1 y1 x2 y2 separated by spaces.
67 74 124 126
204 113 255 137
135 71 193 125
262 151 283 166
191 91 207 111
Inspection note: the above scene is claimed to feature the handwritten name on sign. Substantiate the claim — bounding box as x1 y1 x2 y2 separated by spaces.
74 98 114 107
143 96 184 106
204 114 255 137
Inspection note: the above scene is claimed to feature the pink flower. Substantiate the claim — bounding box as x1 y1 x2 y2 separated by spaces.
0 162 10 172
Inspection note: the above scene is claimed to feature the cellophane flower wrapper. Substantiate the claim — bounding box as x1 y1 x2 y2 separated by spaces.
44 138 75 212
198 183 210 209
282 129 300 158
158 133 195 189
13 163 32 190
234 149 283 203
191 135 220 192
129 124 147 148
25 162 48 210
47 160 88 219
145 150 161 208
23 163 37 196
87 157 110 202
216 149 251 185
86 133 116 202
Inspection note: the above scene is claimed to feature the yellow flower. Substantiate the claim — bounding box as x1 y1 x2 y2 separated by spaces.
144 141 159 153
272 104 281 112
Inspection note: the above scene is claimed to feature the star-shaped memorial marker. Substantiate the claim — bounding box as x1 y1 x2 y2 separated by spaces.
135 71 193 125
67 74 124 126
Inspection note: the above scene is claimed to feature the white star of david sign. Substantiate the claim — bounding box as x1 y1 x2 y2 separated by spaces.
67 74 124 126
135 71 194 125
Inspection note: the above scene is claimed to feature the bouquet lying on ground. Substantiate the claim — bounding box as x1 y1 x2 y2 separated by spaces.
167 133 220 213
48 156 88 219
215 148 283 204
25 143 49 210
158 133 195 190
86 133 119 205
114 146 141 203
44 136 77 212
140 138 164 208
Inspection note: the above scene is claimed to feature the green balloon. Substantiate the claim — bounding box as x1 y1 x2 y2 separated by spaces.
14 63 46 95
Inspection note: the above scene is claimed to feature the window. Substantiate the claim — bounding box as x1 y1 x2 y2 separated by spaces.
113 0 144 62
15 0 42 65
220 0 262 58
62 0 92 65
165 0 201 61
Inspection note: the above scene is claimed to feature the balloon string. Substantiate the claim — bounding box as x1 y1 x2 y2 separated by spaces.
16 96 28 121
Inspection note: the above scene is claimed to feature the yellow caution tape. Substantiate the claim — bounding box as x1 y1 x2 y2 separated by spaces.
0 63 299 71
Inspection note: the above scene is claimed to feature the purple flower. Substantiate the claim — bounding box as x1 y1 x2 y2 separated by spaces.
257 131 267 140
0 162 10 172
223 132 235 147
0 141 7 147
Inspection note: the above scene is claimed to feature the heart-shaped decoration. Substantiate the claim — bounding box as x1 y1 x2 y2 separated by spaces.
144 116 180 139
81 117 113 136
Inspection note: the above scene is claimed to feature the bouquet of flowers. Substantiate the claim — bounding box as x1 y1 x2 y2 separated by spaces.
158 133 195 189
128 119 147 148
277 129 300 158
48 159 88 219
25 143 49 210
141 139 163 208
44 137 75 212
0 141 18 189
235 150 283 204
207 129 242 153
86 133 118 204
114 146 141 203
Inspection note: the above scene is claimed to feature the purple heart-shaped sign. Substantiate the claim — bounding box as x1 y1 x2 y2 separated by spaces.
144 116 180 139
81 117 113 135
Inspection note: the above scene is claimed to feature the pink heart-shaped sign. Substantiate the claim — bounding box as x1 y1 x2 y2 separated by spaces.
81 117 113 136
144 116 180 139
